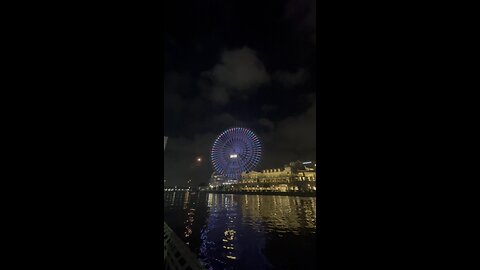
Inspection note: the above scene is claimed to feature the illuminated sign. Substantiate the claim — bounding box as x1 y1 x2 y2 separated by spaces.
303 161 312 164
230 154 238 158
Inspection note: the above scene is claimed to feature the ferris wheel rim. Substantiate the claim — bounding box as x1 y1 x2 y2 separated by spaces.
211 127 262 179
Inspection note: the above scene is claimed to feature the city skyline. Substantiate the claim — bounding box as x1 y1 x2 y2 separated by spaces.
164 0 316 185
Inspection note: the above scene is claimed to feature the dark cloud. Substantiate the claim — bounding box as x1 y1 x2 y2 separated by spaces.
274 68 309 88
276 103 316 151
285 0 316 45
186 113 238 134
259 100 316 168
164 92 184 114
258 118 275 130
164 72 193 96
261 104 277 112
212 113 236 127
201 47 270 105
209 86 230 105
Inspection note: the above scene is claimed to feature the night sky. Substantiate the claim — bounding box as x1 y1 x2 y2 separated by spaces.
164 0 316 186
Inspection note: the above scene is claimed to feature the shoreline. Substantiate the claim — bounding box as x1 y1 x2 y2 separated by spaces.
199 190 316 197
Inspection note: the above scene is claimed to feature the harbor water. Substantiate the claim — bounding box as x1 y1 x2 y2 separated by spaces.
164 191 317 270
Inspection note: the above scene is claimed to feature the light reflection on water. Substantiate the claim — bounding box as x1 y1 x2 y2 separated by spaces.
164 191 316 270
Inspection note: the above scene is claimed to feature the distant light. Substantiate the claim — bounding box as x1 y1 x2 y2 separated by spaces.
303 161 312 164
197 158 202 162
230 154 238 159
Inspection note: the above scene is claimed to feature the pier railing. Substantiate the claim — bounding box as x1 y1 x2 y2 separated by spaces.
164 222 205 270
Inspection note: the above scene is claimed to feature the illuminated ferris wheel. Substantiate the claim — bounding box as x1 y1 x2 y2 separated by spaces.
211 127 262 180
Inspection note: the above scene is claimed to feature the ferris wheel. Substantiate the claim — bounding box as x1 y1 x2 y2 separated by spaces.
211 127 262 180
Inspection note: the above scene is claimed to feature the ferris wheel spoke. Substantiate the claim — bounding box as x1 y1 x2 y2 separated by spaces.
211 127 262 180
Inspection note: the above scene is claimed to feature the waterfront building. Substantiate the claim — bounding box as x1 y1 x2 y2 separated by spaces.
209 172 237 188
236 161 316 192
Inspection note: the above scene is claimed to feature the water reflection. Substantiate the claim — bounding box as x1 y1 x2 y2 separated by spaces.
241 195 316 234
164 191 316 270
184 207 195 245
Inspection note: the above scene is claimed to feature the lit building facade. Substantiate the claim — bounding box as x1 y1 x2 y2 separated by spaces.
209 172 238 188
236 161 316 192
